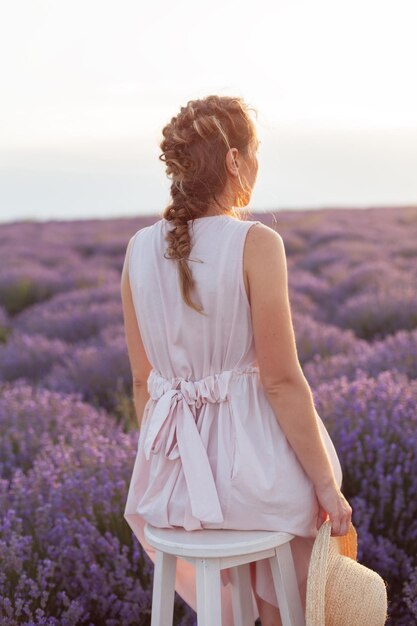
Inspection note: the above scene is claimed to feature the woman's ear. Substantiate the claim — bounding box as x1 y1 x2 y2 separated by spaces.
226 147 239 175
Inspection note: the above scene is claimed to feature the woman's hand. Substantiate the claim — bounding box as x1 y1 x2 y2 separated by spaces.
315 479 353 536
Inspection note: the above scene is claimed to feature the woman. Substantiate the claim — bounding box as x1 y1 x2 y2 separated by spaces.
121 95 352 625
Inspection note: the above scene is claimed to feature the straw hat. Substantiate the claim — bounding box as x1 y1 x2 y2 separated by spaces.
305 519 388 625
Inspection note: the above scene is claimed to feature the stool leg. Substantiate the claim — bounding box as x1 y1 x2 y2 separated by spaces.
269 543 305 626
195 558 222 626
229 563 255 626
151 550 176 626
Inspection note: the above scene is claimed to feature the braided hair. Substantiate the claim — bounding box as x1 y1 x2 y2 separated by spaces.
159 95 258 314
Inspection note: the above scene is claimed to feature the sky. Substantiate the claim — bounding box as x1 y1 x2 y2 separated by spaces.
1 0 417 222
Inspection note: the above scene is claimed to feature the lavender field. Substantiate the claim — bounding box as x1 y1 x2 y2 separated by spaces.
1 206 417 625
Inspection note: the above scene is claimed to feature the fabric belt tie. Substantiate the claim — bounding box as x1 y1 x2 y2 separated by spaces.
142 366 259 524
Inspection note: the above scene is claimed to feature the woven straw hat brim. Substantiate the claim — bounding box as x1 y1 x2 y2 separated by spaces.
305 519 388 626
306 520 355 626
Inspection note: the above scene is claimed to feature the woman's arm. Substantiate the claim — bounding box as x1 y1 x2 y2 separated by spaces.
120 236 152 429
245 223 337 490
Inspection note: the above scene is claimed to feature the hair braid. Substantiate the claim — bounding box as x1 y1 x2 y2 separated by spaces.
159 95 258 314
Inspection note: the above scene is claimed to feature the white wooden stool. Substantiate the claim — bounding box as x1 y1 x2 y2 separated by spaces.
144 523 306 626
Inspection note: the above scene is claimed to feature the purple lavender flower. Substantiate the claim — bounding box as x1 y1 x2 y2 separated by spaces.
0 333 70 383
314 370 417 621
0 382 195 624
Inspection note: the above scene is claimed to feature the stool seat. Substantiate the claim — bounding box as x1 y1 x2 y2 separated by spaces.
145 524 296 558
144 523 306 626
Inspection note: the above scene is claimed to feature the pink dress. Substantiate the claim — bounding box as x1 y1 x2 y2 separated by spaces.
124 214 343 622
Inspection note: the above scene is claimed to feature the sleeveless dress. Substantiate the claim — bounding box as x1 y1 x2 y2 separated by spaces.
124 214 343 622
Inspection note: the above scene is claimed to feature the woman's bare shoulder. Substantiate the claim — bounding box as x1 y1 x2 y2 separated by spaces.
245 222 284 257
243 223 286 301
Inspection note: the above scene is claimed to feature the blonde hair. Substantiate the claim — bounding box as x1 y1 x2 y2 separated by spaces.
159 95 258 314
